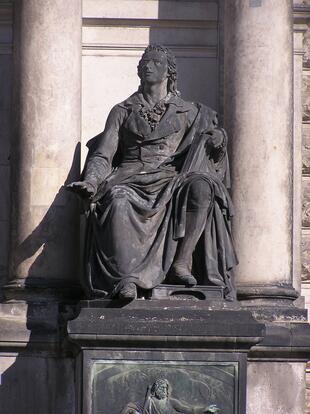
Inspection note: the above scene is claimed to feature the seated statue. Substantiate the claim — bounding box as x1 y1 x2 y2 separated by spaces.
121 378 220 414
68 44 238 300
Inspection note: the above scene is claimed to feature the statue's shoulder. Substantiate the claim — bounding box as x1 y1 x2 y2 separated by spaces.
104 93 141 122
172 96 217 121
169 95 197 112
193 101 219 127
117 92 143 109
168 95 199 127
194 101 218 118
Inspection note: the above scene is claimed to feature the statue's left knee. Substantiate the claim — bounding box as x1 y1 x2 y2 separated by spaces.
187 179 212 210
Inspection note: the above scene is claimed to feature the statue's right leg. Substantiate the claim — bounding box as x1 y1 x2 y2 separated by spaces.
171 177 212 286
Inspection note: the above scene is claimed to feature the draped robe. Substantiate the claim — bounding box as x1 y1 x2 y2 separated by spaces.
121 396 211 414
82 92 238 298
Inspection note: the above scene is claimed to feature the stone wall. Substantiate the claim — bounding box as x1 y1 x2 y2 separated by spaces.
81 0 219 163
0 1 12 293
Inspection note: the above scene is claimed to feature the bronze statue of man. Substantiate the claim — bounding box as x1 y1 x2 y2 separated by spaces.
68 45 238 300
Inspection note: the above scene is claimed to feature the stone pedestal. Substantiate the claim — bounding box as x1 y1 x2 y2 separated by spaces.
5 0 82 301
68 301 265 414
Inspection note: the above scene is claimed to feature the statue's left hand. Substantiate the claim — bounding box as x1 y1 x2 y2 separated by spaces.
205 405 220 413
66 181 96 199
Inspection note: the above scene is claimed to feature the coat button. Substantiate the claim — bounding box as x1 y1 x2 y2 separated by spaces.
159 144 164 150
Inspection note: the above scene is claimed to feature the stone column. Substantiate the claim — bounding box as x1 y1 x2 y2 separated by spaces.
293 22 307 295
6 0 82 301
223 0 298 305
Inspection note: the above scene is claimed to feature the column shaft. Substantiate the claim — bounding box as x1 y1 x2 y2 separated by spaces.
224 0 297 303
7 0 82 301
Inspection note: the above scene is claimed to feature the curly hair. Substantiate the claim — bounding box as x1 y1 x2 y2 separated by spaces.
151 378 171 397
137 45 179 95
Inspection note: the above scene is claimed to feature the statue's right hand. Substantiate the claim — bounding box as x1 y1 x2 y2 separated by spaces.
66 181 96 199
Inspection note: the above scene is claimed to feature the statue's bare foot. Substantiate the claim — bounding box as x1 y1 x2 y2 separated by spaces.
118 283 137 300
170 263 197 287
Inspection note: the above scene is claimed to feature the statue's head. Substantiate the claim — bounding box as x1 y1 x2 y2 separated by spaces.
151 378 170 400
138 45 178 95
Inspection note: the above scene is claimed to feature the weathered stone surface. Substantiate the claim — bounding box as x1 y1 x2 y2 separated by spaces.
0 43 12 289
302 73 310 122
0 302 74 414
68 305 265 350
224 0 293 289
303 26 310 68
0 110 11 165
294 0 310 5
306 363 310 413
0 356 75 414
302 179 310 227
0 166 10 222
9 0 82 294
301 283 310 320
83 0 218 20
302 124 310 175
0 220 9 283
0 208 9 287
0 55 12 110
247 362 306 414
302 233 310 281
68 301 263 413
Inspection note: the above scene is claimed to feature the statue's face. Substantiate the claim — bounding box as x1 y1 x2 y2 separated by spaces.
139 50 168 85
154 381 168 399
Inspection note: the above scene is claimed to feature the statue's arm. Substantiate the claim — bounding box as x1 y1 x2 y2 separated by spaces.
67 105 126 198
171 398 219 414
203 109 227 156
170 397 197 413
194 106 230 186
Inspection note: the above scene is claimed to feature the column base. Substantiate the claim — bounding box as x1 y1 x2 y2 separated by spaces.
237 284 299 305
237 284 307 322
